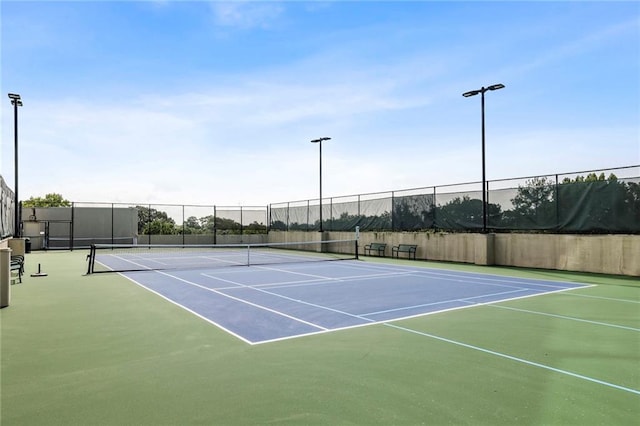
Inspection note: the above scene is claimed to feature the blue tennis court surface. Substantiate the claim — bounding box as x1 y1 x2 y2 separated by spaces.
119 261 588 344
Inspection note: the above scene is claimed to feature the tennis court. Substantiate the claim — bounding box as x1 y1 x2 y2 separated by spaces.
2 249 638 425
106 257 588 345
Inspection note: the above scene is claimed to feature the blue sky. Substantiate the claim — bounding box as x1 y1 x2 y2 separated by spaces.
1 1 639 206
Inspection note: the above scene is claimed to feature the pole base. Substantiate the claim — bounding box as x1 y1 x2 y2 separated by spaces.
30 264 48 277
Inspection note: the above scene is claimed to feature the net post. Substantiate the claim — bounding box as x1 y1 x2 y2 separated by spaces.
86 244 96 274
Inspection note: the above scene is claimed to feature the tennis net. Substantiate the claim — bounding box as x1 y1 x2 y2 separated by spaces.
86 238 359 274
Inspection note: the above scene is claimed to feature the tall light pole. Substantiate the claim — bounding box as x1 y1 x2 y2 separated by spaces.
310 137 331 232
462 84 504 233
8 93 23 237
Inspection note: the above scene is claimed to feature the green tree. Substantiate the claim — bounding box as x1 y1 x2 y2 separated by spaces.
182 216 202 234
194 215 244 234
199 215 216 233
270 220 287 231
506 177 557 230
215 217 242 234
136 206 178 235
23 193 71 207
435 196 501 231
244 221 267 234
392 195 434 231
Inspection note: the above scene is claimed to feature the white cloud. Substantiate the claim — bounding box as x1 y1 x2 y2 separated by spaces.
210 1 285 29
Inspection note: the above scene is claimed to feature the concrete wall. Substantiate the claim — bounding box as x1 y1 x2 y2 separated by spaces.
7 238 25 256
6 230 636 276
271 231 640 277
494 233 640 276
0 237 25 308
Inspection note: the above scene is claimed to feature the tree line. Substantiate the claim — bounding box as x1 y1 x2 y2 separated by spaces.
135 207 267 235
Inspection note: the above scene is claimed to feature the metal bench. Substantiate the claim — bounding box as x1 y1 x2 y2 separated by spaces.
392 244 417 260
364 242 387 257
11 255 24 284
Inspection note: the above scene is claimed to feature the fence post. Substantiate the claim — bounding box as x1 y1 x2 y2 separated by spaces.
391 191 395 231
267 205 271 233
555 174 560 232
147 204 152 245
433 186 437 231
329 198 333 231
71 202 76 251
486 180 490 230
213 205 217 245
111 203 115 246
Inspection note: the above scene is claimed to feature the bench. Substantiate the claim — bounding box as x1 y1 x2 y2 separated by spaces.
392 244 417 260
11 255 24 284
364 242 387 257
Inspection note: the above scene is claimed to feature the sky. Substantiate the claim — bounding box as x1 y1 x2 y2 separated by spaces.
1 0 639 207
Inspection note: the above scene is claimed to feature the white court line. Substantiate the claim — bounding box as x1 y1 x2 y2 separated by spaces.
203 273 374 324
211 277 334 291
255 271 417 291
490 304 640 332
409 269 585 289
156 271 329 331
362 288 528 317
255 263 416 282
116 273 253 345
201 263 341 290
347 260 593 289
385 323 640 396
251 285 594 344
555 292 640 304
108 254 154 270
330 260 590 292
200 262 416 292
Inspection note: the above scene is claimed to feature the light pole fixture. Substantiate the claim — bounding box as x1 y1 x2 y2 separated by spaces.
310 137 331 232
462 83 505 233
8 93 23 237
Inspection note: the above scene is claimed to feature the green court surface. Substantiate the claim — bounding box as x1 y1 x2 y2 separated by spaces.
1 251 638 425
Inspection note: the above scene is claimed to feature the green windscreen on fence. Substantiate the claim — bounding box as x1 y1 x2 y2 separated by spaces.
270 169 640 234
7 167 639 242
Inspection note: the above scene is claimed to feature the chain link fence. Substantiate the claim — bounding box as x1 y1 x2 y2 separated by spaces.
3 165 638 246
19 203 268 250
270 166 640 234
